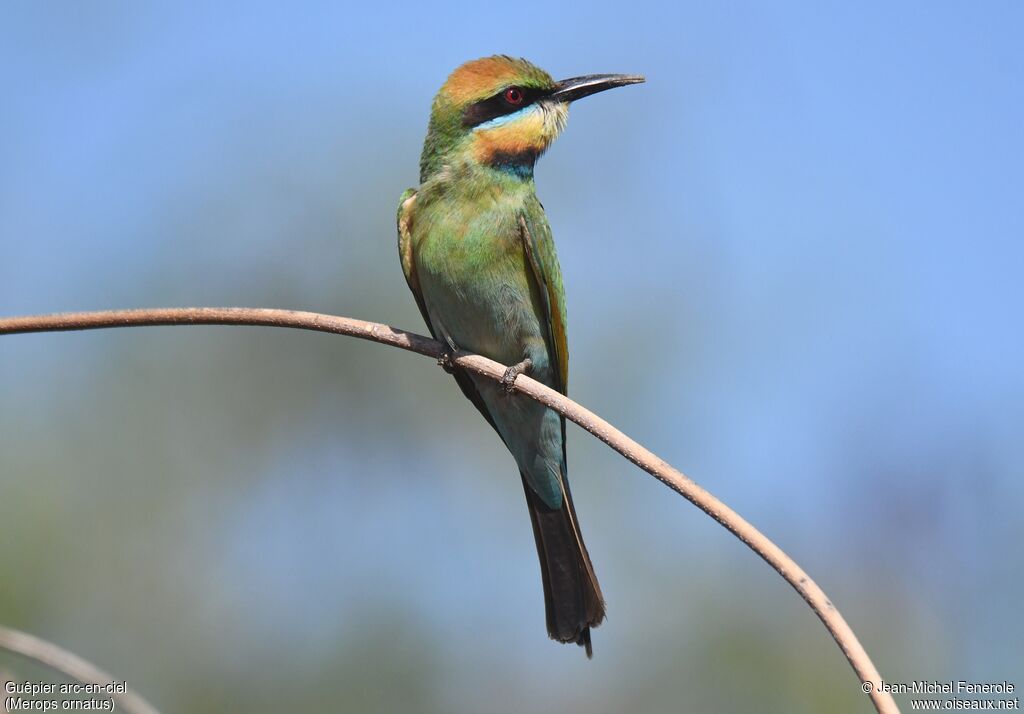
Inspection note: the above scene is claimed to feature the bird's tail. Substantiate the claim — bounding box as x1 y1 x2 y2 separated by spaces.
521 469 606 657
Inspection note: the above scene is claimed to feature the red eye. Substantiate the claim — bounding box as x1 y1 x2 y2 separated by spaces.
504 87 524 105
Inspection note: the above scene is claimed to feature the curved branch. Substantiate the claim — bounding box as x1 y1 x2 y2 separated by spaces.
0 307 899 714
0 625 161 714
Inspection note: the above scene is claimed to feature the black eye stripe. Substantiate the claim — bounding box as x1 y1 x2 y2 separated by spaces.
462 86 544 127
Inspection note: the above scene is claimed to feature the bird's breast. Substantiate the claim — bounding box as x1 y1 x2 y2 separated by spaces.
414 197 548 370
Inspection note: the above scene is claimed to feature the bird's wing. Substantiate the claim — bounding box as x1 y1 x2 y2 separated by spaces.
397 188 505 440
397 189 433 330
519 204 605 646
518 202 569 395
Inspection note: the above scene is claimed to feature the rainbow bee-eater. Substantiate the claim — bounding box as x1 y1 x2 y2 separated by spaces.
397 56 643 656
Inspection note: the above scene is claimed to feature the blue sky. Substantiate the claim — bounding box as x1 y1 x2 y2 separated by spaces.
2 2 1022 711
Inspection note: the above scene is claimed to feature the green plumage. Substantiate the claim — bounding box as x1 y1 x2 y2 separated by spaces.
412 163 566 506
397 56 642 656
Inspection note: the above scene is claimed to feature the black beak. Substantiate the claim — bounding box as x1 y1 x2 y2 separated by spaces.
548 74 645 103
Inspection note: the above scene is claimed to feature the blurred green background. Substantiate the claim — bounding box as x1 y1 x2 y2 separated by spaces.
2 2 1022 713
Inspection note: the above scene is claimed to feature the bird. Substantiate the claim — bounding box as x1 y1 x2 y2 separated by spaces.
397 56 643 656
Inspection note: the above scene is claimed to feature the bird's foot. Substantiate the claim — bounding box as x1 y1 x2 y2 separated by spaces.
437 352 455 374
500 358 533 393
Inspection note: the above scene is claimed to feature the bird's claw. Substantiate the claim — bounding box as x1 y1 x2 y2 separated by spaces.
500 358 532 393
437 352 455 374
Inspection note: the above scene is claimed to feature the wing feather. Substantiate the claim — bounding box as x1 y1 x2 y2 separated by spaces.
518 209 569 394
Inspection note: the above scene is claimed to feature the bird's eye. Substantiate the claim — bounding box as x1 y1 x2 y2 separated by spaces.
504 87 524 105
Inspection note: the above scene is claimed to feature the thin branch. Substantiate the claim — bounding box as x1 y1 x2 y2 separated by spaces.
0 625 161 714
0 307 899 714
